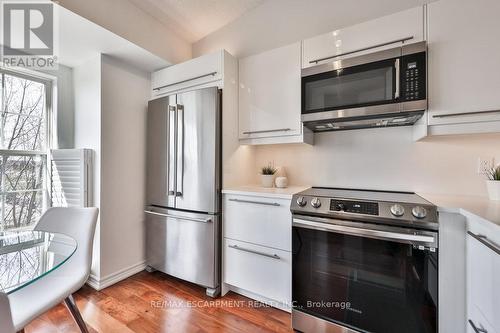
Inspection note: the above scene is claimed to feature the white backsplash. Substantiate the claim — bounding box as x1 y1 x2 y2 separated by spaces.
252 127 500 197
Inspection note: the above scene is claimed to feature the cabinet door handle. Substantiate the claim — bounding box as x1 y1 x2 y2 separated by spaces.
309 36 414 64
468 231 500 255
242 128 291 135
228 198 280 207
153 72 218 91
228 244 280 260
468 319 488 333
432 109 500 118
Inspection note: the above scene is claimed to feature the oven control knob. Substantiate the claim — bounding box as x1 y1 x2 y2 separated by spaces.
412 206 427 219
296 196 307 207
311 197 321 208
390 204 405 217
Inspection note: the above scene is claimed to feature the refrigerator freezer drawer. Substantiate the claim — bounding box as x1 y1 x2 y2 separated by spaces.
145 208 220 289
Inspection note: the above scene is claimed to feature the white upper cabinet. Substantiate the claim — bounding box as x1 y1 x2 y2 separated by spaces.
302 6 425 68
238 42 312 145
151 50 223 97
428 0 500 126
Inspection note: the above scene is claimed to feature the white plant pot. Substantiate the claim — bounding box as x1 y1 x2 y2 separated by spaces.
261 175 275 188
275 176 288 188
486 180 500 201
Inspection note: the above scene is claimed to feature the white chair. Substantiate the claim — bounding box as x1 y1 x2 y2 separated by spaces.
8 207 99 333
0 292 15 333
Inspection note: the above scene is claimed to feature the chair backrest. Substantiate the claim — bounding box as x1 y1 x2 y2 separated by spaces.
0 292 15 333
34 207 99 275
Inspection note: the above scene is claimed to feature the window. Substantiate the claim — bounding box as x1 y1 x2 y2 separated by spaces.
0 69 51 230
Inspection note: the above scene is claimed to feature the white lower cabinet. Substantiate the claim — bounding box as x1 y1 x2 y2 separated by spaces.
224 238 291 305
467 304 497 333
466 218 500 333
223 194 291 250
222 193 292 310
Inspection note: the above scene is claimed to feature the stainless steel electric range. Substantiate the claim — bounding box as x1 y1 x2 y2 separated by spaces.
291 188 439 333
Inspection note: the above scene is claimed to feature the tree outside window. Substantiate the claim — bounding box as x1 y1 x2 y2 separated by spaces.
0 71 50 230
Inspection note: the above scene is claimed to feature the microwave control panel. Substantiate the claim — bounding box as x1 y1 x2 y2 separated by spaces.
400 51 426 102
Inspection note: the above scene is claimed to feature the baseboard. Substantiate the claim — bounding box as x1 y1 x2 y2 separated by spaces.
226 284 291 313
86 260 147 291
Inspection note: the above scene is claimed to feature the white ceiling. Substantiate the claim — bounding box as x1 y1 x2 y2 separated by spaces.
57 5 169 71
129 0 267 43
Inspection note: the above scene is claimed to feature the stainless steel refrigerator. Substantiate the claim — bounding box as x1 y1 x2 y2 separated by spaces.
145 87 221 297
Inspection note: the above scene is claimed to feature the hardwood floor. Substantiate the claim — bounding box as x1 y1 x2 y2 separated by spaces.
24 271 293 333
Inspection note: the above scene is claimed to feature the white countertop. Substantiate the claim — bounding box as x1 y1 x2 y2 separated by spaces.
222 185 310 199
419 193 500 227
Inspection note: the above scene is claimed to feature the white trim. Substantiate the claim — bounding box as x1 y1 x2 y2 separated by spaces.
225 284 291 313
86 260 146 290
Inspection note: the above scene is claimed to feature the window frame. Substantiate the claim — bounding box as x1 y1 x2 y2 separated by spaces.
0 67 54 231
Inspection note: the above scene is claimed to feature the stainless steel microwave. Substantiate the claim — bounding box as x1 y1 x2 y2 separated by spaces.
301 41 427 132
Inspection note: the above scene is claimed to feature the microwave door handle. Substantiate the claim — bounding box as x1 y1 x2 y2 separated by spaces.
395 58 400 99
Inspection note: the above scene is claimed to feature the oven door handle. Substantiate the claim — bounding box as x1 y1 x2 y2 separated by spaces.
293 218 437 247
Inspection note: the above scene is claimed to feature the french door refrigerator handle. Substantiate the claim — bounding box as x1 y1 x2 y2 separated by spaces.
293 218 437 247
176 104 184 197
168 105 177 196
144 210 212 223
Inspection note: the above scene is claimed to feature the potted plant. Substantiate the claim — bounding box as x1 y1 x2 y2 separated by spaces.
486 165 500 200
260 163 277 188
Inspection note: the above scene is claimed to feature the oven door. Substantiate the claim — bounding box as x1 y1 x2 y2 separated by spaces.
292 217 438 333
302 57 400 120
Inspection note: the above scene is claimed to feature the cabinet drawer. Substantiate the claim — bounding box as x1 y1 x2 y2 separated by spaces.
467 232 500 332
224 238 291 304
468 304 497 333
223 194 292 251
145 208 218 288
152 50 223 96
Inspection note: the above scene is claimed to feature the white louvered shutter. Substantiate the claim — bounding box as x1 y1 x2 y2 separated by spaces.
50 149 93 207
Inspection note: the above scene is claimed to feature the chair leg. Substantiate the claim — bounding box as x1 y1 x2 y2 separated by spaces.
64 294 89 333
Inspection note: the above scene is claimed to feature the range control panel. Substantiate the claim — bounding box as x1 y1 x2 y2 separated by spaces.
401 51 426 102
330 200 379 216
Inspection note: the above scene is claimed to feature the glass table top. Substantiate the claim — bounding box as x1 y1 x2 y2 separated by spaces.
0 230 77 294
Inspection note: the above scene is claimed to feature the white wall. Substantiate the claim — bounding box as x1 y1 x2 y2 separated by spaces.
193 0 431 58
73 54 150 284
40 64 75 149
194 1 500 197
100 55 150 278
57 0 191 64
253 129 500 197
52 64 75 149
73 55 102 278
